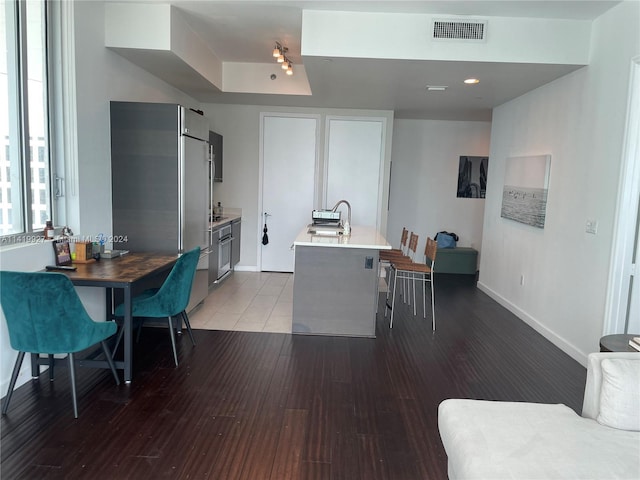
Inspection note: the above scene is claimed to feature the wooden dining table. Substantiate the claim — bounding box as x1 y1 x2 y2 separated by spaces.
40 252 178 383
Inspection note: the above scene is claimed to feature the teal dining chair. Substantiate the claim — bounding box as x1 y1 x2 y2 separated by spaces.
113 247 200 367
0 271 120 418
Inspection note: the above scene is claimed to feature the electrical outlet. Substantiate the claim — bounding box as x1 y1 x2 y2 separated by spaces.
520 275 525 286
586 219 598 234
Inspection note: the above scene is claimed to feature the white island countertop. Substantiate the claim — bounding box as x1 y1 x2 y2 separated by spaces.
293 225 391 250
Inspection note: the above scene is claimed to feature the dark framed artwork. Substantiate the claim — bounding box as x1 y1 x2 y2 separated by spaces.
457 156 489 198
501 154 551 228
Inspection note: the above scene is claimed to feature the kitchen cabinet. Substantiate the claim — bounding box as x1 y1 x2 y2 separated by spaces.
209 216 240 286
208 224 220 287
209 222 232 285
209 130 223 182
231 219 241 268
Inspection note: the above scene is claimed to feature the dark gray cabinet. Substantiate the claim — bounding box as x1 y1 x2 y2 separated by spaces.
209 130 223 182
208 225 220 286
231 219 241 267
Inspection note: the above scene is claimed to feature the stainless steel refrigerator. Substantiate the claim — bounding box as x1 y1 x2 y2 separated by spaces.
110 101 211 312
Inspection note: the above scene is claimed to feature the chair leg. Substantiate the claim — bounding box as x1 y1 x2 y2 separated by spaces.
112 326 125 355
114 318 143 351
68 353 78 419
430 276 436 331
181 311 196 346
2 351 26 415
375 261 381 313
100 341 120 386
422 274 427 319
167 317 179 367
390 270 399 328
136 319 144 343
402 271 408 304
412 273 417 316
49 354 55 381
385 266 395 318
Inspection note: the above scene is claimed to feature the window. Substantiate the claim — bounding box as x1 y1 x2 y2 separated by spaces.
1 0 52 237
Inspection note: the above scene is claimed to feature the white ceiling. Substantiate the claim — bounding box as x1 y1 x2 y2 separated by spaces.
113 0 620 120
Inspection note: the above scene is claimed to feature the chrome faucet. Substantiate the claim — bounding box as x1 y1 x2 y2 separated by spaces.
331 199 351 235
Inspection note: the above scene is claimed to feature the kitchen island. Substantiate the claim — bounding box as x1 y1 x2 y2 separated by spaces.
292 225 391 337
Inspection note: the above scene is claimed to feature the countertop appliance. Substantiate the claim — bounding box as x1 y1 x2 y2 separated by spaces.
110 101 211 312
312 209 341 225
308 208 345 235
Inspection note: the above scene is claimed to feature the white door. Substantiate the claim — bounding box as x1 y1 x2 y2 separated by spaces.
628 206 640 332
260 114 318 272
605 58 640 335
325 117 385 229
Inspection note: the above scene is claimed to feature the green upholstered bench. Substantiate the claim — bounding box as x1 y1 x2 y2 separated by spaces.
436 247 478 275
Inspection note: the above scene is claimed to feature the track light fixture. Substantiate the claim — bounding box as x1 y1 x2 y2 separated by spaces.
272 42 293 76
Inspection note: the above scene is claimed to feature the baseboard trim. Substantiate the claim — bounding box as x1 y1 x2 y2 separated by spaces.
477 281 588 367
233 265 259 272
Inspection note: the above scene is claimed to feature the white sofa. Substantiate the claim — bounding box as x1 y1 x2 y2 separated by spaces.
438 352 640 479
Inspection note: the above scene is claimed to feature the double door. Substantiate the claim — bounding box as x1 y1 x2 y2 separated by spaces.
260 114 386 272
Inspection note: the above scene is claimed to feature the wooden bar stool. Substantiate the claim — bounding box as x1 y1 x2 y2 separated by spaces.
386 237 437 330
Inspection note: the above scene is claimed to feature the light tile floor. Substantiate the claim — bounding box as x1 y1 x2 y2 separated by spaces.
189 271 294 333
189 271 390 334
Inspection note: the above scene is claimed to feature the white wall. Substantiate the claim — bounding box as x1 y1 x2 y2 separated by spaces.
387 119 491 254
0 1 198 395
302 10 591 65
204 104 394 269
478 1 640 365
73 1 196 241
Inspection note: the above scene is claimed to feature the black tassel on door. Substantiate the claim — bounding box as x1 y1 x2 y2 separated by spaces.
262 213 269 245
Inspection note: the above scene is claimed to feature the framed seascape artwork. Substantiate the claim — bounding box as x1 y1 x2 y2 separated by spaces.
457 156 489 198
501 155 551 228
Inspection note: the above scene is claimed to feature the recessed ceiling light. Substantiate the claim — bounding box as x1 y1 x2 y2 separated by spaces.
464 78 480 85
426 85 448 91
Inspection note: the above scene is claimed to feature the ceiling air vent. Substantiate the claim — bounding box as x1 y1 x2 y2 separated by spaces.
432 19 487 41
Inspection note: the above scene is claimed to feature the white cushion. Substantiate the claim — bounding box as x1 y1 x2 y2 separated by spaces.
439 399 640 479
597 358 640 431
582 352 640 420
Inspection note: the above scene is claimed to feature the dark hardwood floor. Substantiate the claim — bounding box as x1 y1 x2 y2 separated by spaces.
1 274 587 479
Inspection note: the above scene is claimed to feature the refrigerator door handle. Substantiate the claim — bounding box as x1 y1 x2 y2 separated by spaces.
209 145 215 221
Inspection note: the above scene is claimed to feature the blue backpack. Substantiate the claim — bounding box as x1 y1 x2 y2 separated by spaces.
435 231 458 248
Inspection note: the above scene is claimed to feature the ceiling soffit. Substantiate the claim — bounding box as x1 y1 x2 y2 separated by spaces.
105 2 596 120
